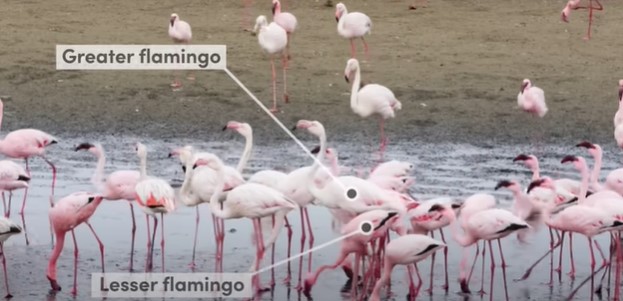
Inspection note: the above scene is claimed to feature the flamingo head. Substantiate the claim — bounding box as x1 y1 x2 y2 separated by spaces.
527 177 556 193
335 3 346 22
618 79 623 101
293 120 325 137
254 15 268 33
223 121 252 137
561 155 587 172
135 142 147 158
344 58 359 83
311 145 337 161
576 141 601 157
561 7 571 22
170 13 178 27
272 0 280 15
520 79 531 94
512 154 537 169
494 179 520 192
192 153 222 170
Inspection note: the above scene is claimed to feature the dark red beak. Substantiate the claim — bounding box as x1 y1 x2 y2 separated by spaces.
527 178 546 193
619 86 623 101
272 3 277 15
520 82 529 94
512 154 530 162
561 155 578 164
495 180 513 190
576 141 595 149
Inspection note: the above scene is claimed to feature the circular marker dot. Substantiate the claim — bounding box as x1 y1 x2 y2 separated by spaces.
359 221 373 235
346 188 357 200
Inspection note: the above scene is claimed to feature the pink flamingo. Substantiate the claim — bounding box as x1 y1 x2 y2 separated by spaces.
0 217 21 298
254 15 288 113
0 160 29 218
134 142 176 273
335 2 372 59
192 153 297 294
561 0 603 40
272 0 297 61
409 0 428 10
512 154 582 197
518 79 547 118
47 192 105 295
0 98 57 245
613 80 623 128
369 234 446 301
344 58 401 160
74 142 140 272
168 13 193 90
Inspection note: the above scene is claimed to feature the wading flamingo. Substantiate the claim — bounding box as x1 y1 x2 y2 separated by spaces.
561 0 603 40
47 193 105 295
369 234 446 301
192 153 297 294
0 160 29 218
254 15 288 113
335 2 372 59
0 98 57 246
512 154 582 197
0 217 20 298
134 142 176 273
272 0 297 61
168 13 193 90
344 58 401 160
74 142 141 272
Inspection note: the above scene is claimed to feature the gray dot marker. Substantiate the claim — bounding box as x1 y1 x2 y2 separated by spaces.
346 188 357 200
359 221 373 235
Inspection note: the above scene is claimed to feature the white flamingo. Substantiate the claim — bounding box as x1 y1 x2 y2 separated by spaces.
335 2 372 58
272 0 297 61
517 79 547 117
0 160 29 218
254 15 288 112
0 217 20 298
168 13 193 89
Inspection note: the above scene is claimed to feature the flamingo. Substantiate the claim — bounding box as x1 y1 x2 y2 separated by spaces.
0 160 29 218
0 217 20 298
575 141 622 197
168 13 193 90
368 160 414 178
409 0 428 10
254 15 288 113
192 153 297 294
369 234 446 301
335 2 372 59
134 142 176 273
512 154 582 197
74 142 141 272
344 58 401 159
613 80 623 128
272 0 297 62
0 98 57 245
517 79 547 118
561 0 603 40
46 192 105 295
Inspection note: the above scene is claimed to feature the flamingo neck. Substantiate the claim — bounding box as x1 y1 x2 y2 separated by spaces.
46 230 66 282
531 161 540 181
337 10 348 34
179 159 196 205
350 66 362 113
92 145 107 193
449 211 475 247
578 165 590 205
236 132 253 174
209 162 230 219
139 153 147 180
330 156 340 176
591 150 604 191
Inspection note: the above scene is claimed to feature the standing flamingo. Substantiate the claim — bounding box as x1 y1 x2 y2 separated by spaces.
561 0 603 40
512 154 582 197
344 58 401 160
74 142 141 272
192 153 297 294
254 15 288 112
613 80 623 128
47 192 105 295
168 13 193 90
369 234 446 301
134 142 176 273
0 160 29 218
0 98 57 245
517 79 547 118
0 217 21 298
335 2 372 59
272 0 297 62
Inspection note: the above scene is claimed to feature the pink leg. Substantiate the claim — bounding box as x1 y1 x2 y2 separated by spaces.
497 239 507 267
145 215 151 272
282 54 289 104
467 242 481 282
150 216 158 272
459 245 472 294
219 218 225 273
0 244 11 298
160 213 165 273
42 156 56 247
303 249 352 296
497 239 510 301
270 57 278 113
407 264 416 297
615 232 621 300
5 193 10 219
270 216 276 287
351 253 360 299
439 229 449 291
70 230 78 296
426 231 436 294
19 158 29 215
211 213 220 272
556 231 566 281
85 222 105 273
349 39 356 58
478 241 486 295
283 216 293 284
296 208 306 290
568 232 576 279
361 37 369 61
488 241 495 301
588 237 596 271
190 206 199 270
303 207 314 272
2 193 6 218
129 203 136 272
414 263 423 296
547 227 555 286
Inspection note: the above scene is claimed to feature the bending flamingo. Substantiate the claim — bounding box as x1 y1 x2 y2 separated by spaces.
0 98 57 246
344 58 401 159
47 193 105 295
272 0 297 61
74 142 140 271
134 142 176 273
168 13 193 90
254 15 288 112
335 2 372 59
561 0 603 40
0 160 29 218
0 217 20 298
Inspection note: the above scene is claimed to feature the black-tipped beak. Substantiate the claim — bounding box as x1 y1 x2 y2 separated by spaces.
272 3 277 15
374 211 399 230
335 16 339 22
17 175 30 182
182 165 187 173
527 179 545 193
291 125 297 131
619 87 623 101
520 82 529 93
192 164 199 169
344 75 349 83
170 18 175 26
310 146 321 154
613 220 623 227
222 125 228 131
87 196 95 203
512 154 530 162
451 203 462 209
74 142 94 152
561 155 578 164
576 141 595 149
428 204 445 212
168 153 173 158
495 180 513 190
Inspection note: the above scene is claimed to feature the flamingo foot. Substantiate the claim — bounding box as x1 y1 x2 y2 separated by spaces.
48 277 61 292
283 94 289 104
282 276 291 285
70 288 77 296
442 284 449 291
4 294 12 299
567 271 575 279
425 288 433 295
269 107 280 113
188 262 196 271
477 289 486 296
554 267 562 273
459 279 470 294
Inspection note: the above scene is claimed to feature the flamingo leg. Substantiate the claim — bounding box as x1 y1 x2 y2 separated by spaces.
129 203 136 272
296 208 306 290
407 263 416 298
349 38 356 58
555 230 566 280
467 242 480 282
270 56 278 113
2 193 6 218
85 222 105 273
426 231 436 294
0 243 10 299
211 213 219 272
282 52 289 104
439 229 449 291
285 32 292 61
70 230 78 296
19 158 29 216
377 117 387 162
42 156 57 248
488 241 496 301
150 216 158 272
219 218 225 273
6 193 10 220
190 206 199 270
351 253 360 299
478 240 487 295
303 207 314 272
568 232 575 279
547 227 555 286
270 216 276 287
145 215 151 272
497 239 510 301
414 263 423 296
584 0 604 40
614 231 622 301
360 37 369 61
160 213 165 273
459 245 472 294
283 216 293 284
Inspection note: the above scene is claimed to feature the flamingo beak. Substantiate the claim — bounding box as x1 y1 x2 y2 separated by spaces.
520 82 529 93
495 180 513 190
344 74 350 83
272 3 277 15
512 154 530 162
527 178 546 193
335 15 339 22
618 86 623 101
561 155 578 164
170 18 175 26
576 141 595 149
74 142 95 152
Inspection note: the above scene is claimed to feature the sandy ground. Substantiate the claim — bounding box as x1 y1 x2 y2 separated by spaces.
1 0 622 148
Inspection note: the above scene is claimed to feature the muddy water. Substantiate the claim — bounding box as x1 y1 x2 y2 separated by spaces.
4 135 621 301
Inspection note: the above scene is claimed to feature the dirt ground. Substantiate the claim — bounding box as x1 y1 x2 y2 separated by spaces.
0 0 622 147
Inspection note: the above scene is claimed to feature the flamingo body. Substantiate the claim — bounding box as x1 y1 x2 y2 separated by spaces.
517 79 547 118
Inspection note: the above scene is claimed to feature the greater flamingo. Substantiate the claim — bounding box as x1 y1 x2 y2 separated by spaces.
335 2 372 59
344 58 401 159
75 142 141 271
561 0 603 40
134 142 176 273
272 0 297 61
47 192 105 295
0 217 21 298
369 234 446 301
0 160 29 218
192 153 297 294
168 13 193 90
0 98 57 245
254 15 288 113
517 79 547 118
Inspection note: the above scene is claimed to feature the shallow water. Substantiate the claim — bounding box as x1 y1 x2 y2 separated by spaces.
4 135 622 301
